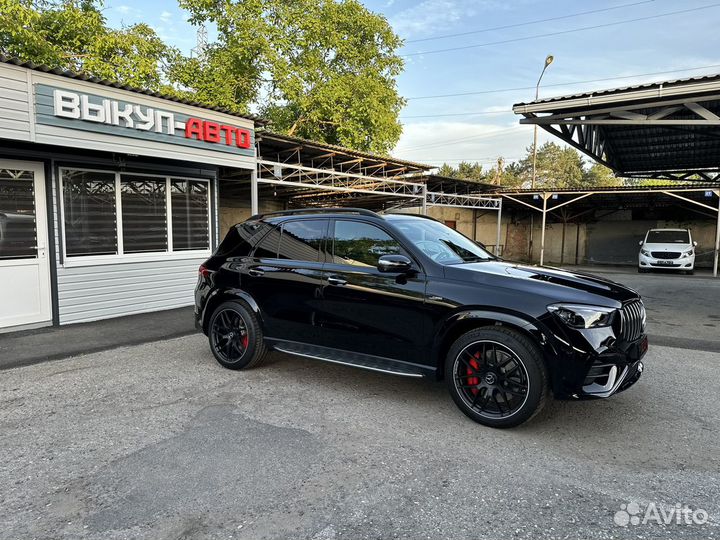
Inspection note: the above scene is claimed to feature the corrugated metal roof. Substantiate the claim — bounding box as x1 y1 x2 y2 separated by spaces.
258 130 433 172
495 183 720 194
513 72 720 108
0 54 266 124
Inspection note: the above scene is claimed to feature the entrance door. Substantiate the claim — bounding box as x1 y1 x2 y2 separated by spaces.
0 160 52 329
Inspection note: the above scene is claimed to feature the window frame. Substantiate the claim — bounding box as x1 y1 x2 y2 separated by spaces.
58 167 213 267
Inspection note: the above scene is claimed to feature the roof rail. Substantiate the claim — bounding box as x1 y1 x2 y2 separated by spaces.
251 207 380 220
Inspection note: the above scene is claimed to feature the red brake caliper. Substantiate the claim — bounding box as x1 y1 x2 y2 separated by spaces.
467 352 482 395
242 334 249 349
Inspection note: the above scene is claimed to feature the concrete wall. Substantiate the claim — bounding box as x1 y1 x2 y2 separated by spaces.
219 198 284 236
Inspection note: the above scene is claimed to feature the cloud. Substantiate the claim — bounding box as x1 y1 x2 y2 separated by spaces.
390 0 467 39
116 4 130 14
392 120 552 167
160 11 172 23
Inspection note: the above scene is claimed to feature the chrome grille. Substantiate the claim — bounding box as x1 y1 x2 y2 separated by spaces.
651 251 681 259
619 300 646 342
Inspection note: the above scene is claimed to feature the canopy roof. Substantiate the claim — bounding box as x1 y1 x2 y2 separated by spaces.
513 73 720 182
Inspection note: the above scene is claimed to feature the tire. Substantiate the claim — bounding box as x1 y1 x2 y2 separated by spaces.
208 300 268 370
687 269 695 276
444 326 548 428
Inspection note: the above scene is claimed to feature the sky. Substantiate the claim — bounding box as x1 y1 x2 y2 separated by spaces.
102 0 720 170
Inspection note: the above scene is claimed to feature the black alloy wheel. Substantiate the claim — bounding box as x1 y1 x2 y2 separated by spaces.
454 340 529 418
445 327 548 428
208 300 268 370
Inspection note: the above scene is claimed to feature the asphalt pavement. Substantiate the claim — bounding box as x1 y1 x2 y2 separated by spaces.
1 335 718 539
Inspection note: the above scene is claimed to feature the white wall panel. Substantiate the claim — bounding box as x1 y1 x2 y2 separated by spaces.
0 64 31 141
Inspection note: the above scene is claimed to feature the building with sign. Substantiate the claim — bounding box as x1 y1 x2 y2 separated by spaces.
0 56 442 332
0 56 262 331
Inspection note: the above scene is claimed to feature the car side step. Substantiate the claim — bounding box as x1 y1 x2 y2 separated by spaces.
270 341 430 378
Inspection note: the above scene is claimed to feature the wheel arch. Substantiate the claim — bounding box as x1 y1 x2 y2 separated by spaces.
201 288 263 334
432 310 546 380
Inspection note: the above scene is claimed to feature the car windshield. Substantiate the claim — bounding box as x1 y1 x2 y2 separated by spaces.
646 230 689 243
392 218 495 264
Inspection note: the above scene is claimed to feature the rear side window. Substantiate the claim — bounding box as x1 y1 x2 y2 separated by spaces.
215 221 274 258
332 220 405 267
252 223 281 258
278 219 328 262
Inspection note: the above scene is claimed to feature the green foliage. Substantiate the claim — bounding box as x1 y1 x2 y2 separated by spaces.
436 161 485 181
582 163 623 187
1 0 405 153
176 0 405 153
517 142 585 189
0 0 174 90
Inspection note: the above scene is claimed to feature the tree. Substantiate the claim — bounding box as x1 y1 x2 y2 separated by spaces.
0 0 174 91
583 163 623 187
1 0 406 154
436 161 485 181
175 0 405 153
488 161 524 188
518 142 585 189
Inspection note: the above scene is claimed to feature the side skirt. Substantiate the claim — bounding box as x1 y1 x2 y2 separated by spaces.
266 339 435 378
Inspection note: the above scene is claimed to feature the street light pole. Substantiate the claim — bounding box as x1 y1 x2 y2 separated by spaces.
531 55 553 190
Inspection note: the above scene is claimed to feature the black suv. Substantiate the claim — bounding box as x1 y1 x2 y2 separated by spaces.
195 208 647 428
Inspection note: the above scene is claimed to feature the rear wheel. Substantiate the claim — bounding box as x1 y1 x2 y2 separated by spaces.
208 300 268 370
445 327 548 428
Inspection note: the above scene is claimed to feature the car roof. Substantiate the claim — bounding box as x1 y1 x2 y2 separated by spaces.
648 228 689 232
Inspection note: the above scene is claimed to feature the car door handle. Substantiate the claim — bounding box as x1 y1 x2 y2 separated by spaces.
248 268 265 277
327 276 347 286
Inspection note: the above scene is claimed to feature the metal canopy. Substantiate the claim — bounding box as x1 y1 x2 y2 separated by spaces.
513 73 720 181
497 184 720 276
252 131 432 213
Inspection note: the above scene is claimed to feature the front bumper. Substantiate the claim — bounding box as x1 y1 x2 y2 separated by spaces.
639 252 694 270
540 313 648 400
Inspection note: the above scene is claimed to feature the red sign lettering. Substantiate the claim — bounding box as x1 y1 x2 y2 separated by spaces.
185 118 204 141
203 121 221 143
236 128 251 149
184 117 252 149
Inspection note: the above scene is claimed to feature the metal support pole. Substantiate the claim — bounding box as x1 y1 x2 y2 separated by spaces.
250 167 259 216
496 199 503 257
714 191 720 278
539 194 548 266
421 184 428 216
531 124 539 190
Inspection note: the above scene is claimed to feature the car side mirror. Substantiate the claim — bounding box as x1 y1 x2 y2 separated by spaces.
693 241 698 247
638 240 644 246
377 254 413 273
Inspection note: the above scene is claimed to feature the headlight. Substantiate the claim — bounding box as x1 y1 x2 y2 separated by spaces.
547 304 616 329
640 249 650 256
683 249 694 257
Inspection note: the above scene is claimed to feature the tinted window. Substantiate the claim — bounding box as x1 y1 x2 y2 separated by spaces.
171 179 210 251
253 224 281 258
62 169 118 256
120 175 167 253
278 220 327 262
332 220 404 267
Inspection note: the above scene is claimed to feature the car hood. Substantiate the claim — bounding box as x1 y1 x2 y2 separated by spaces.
642 242 693 252
444 260 639 305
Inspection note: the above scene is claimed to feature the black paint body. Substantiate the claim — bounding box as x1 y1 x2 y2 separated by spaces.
195 212 646 399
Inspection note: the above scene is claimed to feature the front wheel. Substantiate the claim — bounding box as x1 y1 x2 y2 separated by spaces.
208 300 268 370
445 327 548 428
